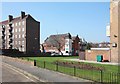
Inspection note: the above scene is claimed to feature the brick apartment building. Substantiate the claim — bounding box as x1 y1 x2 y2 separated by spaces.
43 33 82 55
0 11 40 54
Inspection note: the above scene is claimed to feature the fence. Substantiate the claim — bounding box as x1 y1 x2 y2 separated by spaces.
33 60 120 83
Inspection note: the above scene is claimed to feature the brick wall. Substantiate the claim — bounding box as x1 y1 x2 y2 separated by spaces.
85 50 110 61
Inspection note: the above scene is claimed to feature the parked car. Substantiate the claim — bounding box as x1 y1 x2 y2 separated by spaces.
51 52 59 56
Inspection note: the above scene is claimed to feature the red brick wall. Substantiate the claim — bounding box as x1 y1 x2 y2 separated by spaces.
85 50 110 61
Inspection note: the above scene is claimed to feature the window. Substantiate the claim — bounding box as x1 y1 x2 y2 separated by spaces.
22 41 24 44
22 48 25 51
16 29 17 32
22 21 24 25
19 28 21 32
19 35 21 38
22 28 24 31
16 23 17 26
66 44 68 47
12 23 14 27
22 34 24 38
19 22 21 26
12 29 14 33
19 41 21 44
15 35 17 38
13 35 14 38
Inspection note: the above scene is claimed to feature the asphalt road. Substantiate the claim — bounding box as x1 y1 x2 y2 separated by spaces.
0 57 40 83
2 64 36 82
2 56 92 83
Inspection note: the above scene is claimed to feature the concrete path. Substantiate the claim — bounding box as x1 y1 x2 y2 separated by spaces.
2 56 92 83
64 59 120 65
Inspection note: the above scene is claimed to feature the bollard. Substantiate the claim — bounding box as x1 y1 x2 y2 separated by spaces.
44 61 46 68
74 66 76 76
34 60 36 66
100 70 103 83
56 61 58 71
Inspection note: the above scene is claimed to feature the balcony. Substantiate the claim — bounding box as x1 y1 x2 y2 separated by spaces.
9 34 13 38
2 36 5 39
9 45 13 49
2 41 5 44
9 39 13 44
2 25 5 29
9 28 13 32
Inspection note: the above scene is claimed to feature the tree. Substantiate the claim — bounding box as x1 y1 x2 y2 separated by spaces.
86 43 92 50
50 35 64 55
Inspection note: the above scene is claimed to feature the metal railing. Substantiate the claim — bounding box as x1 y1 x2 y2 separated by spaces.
32 60 120 83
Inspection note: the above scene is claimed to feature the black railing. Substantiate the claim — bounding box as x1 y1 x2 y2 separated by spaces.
30 60 119 83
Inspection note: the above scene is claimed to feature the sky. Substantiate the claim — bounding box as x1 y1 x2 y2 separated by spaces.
1 2 110 43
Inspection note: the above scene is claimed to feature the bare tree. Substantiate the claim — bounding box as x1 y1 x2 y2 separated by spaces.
50 35 65 55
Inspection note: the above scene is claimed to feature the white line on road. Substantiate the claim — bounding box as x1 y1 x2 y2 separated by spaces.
2 62 38 82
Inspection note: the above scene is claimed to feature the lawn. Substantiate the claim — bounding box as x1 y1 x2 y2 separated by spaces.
20 56 119 83
24 56 79 62
22 56 118 73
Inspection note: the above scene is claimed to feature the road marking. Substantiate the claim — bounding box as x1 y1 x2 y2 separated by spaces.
2 62 37 82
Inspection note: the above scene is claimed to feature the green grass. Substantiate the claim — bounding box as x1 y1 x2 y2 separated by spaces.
20 56 119 83
22 56 78 63
22 56 118 73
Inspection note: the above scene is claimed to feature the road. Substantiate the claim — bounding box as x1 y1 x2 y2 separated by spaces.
2 56 92 83
0 56 40 83
2 63 37 82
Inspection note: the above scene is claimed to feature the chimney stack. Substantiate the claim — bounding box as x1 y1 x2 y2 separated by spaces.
21 11 25 19
8 15 13 22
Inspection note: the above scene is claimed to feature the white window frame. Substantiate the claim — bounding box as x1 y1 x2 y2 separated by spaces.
16 23 17 26
22 48 25 51
12 29 14 33
22 28 24 31
22 21 25 25
16 29 17 32
22 34 24 38
19 35 21 38
15 35 17 38
12 23 14 27
22 41 24 44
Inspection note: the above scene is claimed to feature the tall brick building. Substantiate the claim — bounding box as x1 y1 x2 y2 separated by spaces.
110 0 120 63
0 11 40 54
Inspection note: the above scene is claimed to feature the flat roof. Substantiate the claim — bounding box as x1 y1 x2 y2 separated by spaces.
91 48 110 50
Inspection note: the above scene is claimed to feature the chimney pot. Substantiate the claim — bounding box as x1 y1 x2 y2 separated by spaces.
21 11 25 19
8 15 13 22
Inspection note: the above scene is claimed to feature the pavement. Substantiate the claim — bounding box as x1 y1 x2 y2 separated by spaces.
2 56 92 83
2 63 39 82
64 59 120 65
0 56 41 83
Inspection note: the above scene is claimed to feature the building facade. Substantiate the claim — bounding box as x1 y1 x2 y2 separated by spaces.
43 33 82 55
0 11 40 54
110 0 120 63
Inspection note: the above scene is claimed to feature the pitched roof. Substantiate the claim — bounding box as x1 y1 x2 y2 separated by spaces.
44 33 71 46
0 15 28 24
